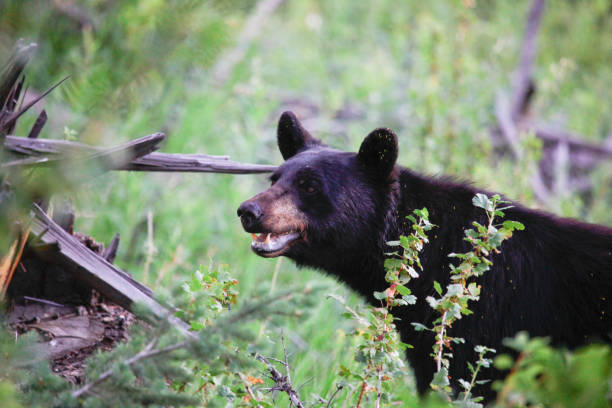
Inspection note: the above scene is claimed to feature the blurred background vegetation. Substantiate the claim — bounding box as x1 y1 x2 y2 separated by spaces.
1 0 612 404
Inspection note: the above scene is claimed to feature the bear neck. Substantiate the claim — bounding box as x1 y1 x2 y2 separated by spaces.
314 167 479 305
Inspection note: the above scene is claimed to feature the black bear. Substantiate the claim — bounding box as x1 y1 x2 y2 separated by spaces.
237 111 612 399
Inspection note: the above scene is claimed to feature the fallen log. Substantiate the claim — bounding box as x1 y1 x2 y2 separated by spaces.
2 132 165 170
29 204 195 338
4 135 277 174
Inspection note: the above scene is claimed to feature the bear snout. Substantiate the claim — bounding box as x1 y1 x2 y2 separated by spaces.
237 200 263 232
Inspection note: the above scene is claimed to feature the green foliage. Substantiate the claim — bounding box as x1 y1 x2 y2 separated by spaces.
421 194 523 395
329 208 433 406
495 333 612 408
2 1 612 406
0 264 324 407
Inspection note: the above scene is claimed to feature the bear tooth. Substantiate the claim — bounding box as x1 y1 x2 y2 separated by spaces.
265 233 271 244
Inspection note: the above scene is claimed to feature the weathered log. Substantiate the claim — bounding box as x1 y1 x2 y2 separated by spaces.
29 204 195 338
2 133 165 170
4 135 277 173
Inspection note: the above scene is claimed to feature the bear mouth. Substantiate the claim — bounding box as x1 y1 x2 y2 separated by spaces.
250 231 303 257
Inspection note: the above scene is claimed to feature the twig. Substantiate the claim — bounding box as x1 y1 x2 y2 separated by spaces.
27 109 47 139
22 296 65 308
281 333 292 389
72 337 188 399
256 352 306 408
355 380 367 408
326 384 344 408
245 385 264 408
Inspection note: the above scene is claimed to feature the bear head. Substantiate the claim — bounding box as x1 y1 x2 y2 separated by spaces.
237 111 399 270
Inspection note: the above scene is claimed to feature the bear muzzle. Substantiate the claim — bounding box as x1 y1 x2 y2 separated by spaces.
237 196 307 257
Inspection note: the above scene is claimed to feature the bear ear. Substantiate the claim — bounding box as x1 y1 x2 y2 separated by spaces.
357 128 398 179
277 111 321 160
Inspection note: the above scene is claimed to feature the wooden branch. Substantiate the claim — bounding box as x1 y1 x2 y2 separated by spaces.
27 109 47 139
256 352 306 408
4 135 277 174
29 204 195 338
0 43 36 111
125 152 277 174
2 132 165 170
494 91 523 159
534 127 612 159
510 0 546 122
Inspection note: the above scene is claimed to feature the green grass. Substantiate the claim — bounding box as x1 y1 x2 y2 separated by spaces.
3 0 612 404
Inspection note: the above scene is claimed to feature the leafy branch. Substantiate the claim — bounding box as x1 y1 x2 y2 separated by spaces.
334 208 434 406
413 194 524 395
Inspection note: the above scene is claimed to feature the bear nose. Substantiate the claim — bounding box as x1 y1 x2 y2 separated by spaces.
237 201 263 231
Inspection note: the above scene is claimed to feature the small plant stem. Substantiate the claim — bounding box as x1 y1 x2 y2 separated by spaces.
464 358 482 400
356 380 367 408
375 365 383 408
436 310 447 372
245 385 263 408
326 384 344 408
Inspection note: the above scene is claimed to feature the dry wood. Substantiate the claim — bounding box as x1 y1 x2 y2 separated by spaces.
29 204 195 338
4 135 277 174
103 233 120 264
0 229 29 296
29 315 105 360
27 109 47 139
2 132 165 170
510 0 546 123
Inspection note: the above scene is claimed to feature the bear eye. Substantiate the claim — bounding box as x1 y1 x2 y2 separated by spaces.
298 179 318 194
269 173 280 185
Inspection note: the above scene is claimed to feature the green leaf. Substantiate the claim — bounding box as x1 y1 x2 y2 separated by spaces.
446 283 463 297
396 284 411 295
411 322 428 331
494 354 514 370
433 280 442 295
458 378 471 390
373 290 388 300
503 220 525 231
472 193 492 211
397 341 413 350
431 367 450 388
402 294 417 305
467 282 480 297
426 296 439 309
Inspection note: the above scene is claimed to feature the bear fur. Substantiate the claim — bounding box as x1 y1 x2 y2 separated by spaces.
238 111 612 399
